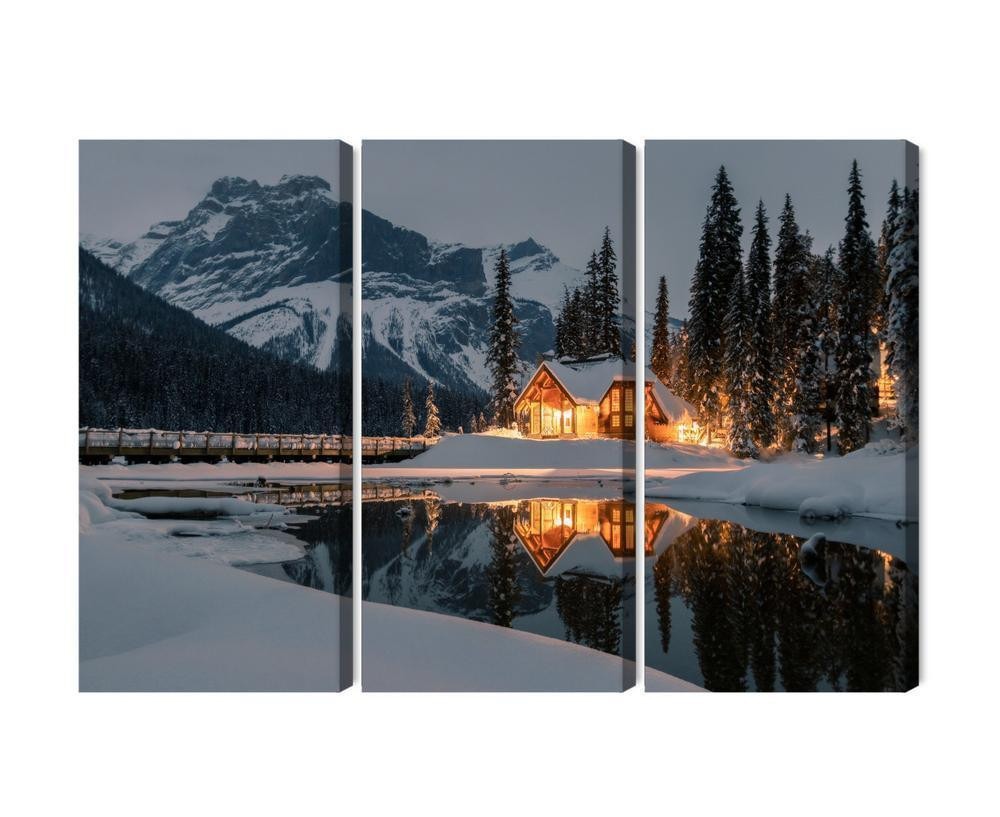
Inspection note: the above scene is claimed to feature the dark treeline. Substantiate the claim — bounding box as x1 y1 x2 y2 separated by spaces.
652 517 918 691
648 162 919 456
79 248 350 433
362 375 487 436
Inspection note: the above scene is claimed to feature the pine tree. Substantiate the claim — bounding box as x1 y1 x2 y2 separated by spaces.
478 411 488 433
423 381 441 437
583 251 601 356
835 160 877 453
468 413 479 433
724 264 757 458
745 200 776 449
815 248 840 450
885 187 918 442
598 226 622 356
875 180 902 338
688 166 743 435
771 195 811 448
554 285 571 359
486 248 521 427
789 255 825 452
674 321 692 402
650 275 672 384
401 376 416 437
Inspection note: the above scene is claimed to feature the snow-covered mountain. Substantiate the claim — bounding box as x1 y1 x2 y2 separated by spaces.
361 209 586 392
82 174 351 371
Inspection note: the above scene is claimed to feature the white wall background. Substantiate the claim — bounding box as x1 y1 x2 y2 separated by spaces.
1 1 994 814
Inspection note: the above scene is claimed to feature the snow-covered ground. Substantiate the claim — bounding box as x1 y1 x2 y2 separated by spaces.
647 440 916 522
363 601 699 692
365 433 735 480
81 474 699 692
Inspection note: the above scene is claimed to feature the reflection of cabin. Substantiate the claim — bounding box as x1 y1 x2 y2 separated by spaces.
512 498 659 575
513 358 695 442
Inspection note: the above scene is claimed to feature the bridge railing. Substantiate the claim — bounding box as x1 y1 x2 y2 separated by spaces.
79 428 438 460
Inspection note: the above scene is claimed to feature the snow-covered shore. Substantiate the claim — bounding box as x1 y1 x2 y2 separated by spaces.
647 441 917 522
80 477 699 692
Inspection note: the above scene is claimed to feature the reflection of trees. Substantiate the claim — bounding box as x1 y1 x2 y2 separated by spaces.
555 575 624 655
652 549 672 656
281 505 352 596
662 519 917 691
424 496 441 552
487 505 520 627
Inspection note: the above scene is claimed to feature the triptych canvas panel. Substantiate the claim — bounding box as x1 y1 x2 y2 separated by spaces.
78 139 917 693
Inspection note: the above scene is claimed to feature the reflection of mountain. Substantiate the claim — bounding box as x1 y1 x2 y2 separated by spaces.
649 517 918 692
361 498 634 656
281 506 352 595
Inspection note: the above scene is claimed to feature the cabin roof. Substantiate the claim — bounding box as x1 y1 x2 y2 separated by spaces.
516 358 696 423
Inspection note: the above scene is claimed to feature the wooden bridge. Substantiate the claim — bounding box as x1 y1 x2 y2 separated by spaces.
79 428 438 464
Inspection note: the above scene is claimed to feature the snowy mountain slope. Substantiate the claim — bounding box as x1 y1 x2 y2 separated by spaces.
82 174 351 372
362 211 583 391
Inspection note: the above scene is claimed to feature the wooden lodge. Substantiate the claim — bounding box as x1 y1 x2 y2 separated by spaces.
513 357 695 443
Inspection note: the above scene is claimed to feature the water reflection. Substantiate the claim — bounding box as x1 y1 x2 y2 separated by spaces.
361 496 635 658
647 513 918 692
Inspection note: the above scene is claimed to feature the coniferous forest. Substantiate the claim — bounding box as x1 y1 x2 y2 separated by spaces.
79 248 351 433
648 161 918 457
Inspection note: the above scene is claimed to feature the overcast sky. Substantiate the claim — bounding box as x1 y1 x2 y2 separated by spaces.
363 140 628 271
646 140 912 319
79 140 346 242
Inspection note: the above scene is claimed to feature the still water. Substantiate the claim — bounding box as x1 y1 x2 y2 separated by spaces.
645 502 918 692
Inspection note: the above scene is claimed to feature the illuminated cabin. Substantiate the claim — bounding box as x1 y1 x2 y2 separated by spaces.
512 498 664 575
513 357 694 441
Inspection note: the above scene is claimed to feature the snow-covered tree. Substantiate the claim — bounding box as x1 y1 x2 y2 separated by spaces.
583 250 601 355
486 248 521 427
650 275 672 384
885 187 918 442
554 285 571 359
423 381 441 437
688 166 743 435
835 160 877 454
790 255 825 453
745 200 776 449
673 321 692 402
875 180 902 338
597 227 622 357
724 265 758 458
771 195 811 448
401 376 416 437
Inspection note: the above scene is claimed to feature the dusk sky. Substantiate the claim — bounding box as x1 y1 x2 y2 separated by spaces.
79 140 345 242
646 140 912 319
363 140 628 272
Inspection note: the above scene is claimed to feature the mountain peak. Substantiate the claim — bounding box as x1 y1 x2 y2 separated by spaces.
208 176 261 201
277 174 331 195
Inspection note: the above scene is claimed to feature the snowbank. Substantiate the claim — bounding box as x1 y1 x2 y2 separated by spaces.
80 529 348 691
363 600 697 692
647 443 917 522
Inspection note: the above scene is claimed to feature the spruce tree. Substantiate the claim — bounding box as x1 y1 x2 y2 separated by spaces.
423 381 441 437
771 195 811 448
789 255 825 453
650 275 672 384
583 251 601 356
835 160 877 453
598 226 622 356
486 248 521 427
674 321 692 403
554 285 571 359
688 166 743 436
815 248 840 450
401 376 416 437
745 200 776 449
724 264 757 458
885 187 918 442
875 180 902 338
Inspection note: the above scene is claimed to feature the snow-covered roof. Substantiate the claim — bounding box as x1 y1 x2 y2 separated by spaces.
516 358 695 423
647 375 696 424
